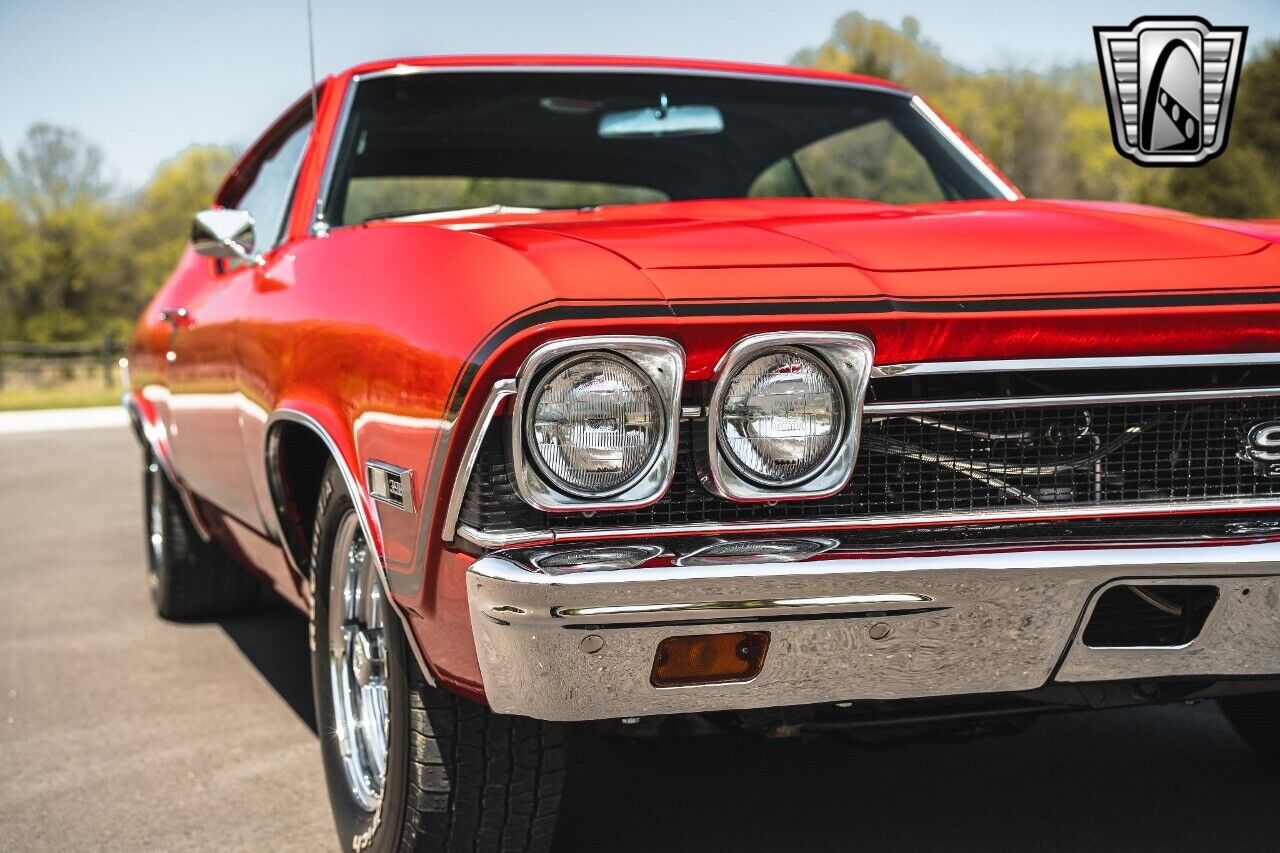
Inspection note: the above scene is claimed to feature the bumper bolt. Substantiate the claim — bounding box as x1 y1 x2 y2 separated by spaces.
579 634 605 654
868 622 891 641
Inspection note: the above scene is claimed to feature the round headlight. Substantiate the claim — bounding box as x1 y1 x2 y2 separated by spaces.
526 354 664 497
718 347 845 487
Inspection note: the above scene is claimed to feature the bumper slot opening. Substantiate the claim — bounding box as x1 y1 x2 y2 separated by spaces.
1082 584 1219 648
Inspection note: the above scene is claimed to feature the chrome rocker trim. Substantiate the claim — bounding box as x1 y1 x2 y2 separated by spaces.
467 539 1280 721
122 392 213 542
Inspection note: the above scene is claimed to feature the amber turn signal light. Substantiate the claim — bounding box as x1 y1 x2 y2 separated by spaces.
651 631 769 687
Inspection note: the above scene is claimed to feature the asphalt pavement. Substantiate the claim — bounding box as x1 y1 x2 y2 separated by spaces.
3 423 1280 851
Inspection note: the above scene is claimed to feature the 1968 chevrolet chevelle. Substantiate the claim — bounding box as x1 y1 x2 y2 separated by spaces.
125 55 1280 851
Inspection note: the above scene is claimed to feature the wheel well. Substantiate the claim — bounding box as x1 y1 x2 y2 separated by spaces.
267 421 332 573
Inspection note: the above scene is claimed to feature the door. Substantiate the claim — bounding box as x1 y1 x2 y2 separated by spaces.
166 116 313 529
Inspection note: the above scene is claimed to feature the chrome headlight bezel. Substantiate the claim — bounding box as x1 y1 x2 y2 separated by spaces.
510 336 685 512
705 331 875 502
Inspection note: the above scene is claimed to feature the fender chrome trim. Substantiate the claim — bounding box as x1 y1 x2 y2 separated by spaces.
441 379 515 542
870 351 1280 379
263 409 435 685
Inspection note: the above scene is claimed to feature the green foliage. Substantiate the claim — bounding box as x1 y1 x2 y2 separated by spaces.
129 145 236 300
0 126 235 343
1165 41 1280 218
792 12 1275 215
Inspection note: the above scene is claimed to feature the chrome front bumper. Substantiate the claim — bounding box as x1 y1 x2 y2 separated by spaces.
466 541 1280 721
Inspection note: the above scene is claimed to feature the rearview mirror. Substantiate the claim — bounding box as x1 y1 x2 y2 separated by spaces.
598 96 723 139
192 209 261 265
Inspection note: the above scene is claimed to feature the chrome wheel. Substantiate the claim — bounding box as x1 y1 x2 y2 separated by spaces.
147 462 165 588
327 510 390 813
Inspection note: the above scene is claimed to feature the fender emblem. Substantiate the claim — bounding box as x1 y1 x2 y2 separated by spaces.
366 460 415 512
1242 421 1280 478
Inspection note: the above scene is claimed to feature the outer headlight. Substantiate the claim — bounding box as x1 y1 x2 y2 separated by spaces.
707 332 875 501
526 354 663 496
718 347 844 486
510 337 684 511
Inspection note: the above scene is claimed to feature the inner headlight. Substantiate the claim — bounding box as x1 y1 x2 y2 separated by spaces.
718 347 845 486
526 354 664 496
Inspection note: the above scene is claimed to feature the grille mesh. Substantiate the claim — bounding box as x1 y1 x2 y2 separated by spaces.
459 394 1280 537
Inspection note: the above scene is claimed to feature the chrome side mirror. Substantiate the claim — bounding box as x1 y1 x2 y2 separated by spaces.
192 209 262 265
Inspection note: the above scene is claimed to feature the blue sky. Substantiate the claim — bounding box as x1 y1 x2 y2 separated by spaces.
1 0 1275 187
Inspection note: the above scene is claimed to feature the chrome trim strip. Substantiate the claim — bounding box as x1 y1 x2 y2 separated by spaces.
457 525 551 549
551 592 935 623
909 95 1020 201
454 496 1280 550
870 351 1280 379
263 409 435 685
441 379 515 542
864 385 1280 416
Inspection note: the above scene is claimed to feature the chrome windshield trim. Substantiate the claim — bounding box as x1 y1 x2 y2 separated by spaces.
455 496 1280 551
310 78 358 236
864 385 1280 416
909 95 1020 201
357 62 914 97
441 379 516 542
871 351 1280 379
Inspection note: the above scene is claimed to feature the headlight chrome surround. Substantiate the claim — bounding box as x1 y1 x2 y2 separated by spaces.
705 331 875 502
510 336 685 512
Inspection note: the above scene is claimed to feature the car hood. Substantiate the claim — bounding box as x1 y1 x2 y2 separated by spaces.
469 198 1267 272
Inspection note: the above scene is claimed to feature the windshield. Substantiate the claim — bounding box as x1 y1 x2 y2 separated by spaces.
323 70 1006 227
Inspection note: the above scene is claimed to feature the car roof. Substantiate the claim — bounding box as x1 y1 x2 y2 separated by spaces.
337 54 912 96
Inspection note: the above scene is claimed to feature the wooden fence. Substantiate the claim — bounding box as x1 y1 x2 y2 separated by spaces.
0 336 123 391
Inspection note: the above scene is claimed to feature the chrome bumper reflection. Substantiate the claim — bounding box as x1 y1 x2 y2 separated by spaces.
467 541 1280 721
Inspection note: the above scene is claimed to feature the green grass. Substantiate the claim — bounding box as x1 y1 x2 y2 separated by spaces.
0 385 122 411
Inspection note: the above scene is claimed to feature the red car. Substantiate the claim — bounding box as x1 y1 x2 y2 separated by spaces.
125 55 1280 852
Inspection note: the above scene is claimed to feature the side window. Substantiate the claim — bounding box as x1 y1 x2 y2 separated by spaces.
228 119 312 254
750 119 946 204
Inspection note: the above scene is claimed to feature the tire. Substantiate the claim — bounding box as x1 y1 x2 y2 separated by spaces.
144 453 260 620
1220 692 1280 758
308 460 566 853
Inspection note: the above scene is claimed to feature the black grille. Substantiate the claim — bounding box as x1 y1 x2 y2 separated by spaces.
459 393 1280 537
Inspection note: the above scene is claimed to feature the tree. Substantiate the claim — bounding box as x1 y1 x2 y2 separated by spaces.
1 124 132 341
789 14 1280 212
1165 41 1280 218
128 145 237 304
